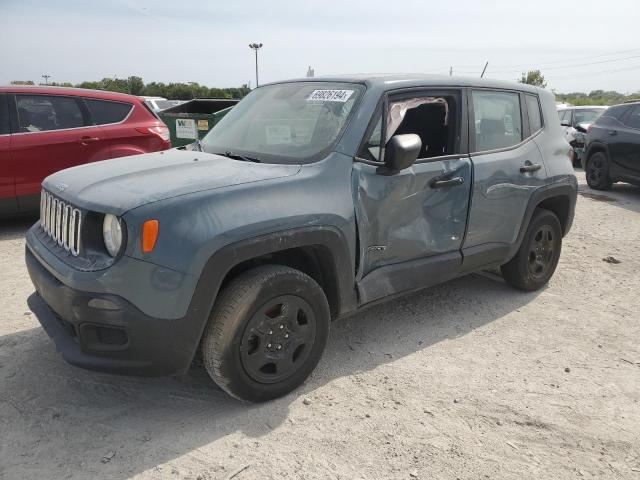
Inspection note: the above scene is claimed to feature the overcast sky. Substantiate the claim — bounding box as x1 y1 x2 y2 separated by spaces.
1 0 639 93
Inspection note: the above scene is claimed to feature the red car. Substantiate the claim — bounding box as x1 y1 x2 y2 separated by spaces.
0 86 171 217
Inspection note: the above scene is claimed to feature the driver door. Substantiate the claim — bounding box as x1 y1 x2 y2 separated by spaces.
352 89 472 304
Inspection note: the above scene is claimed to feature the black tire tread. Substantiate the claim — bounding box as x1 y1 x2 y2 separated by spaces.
201 265 329 401
501 208 562 292
586 151 613 191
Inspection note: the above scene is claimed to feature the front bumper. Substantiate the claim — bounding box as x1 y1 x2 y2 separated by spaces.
26 247 200 376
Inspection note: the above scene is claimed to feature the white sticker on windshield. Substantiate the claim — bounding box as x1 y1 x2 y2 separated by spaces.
307 89 354 103
266 125 292 145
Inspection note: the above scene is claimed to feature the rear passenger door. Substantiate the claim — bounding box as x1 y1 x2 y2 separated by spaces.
613 105 640 179
10 93 109 211
462 89 547 266
0 93 16 216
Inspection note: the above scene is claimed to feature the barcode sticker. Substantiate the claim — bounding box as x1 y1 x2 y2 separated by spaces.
307 89 354 102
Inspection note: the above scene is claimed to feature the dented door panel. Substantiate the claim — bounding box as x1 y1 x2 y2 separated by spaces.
353 157 472 278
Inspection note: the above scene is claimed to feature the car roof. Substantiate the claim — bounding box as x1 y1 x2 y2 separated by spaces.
264 73 544 94
0 85 141 103
568 105 607 110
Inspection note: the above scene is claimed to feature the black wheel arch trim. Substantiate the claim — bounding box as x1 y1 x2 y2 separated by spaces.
506 181 577 261
584 141 611 161
182 226 358 368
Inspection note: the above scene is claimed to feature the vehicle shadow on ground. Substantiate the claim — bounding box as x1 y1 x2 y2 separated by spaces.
1 271 541 479
578 182 640 214
0 216 37 240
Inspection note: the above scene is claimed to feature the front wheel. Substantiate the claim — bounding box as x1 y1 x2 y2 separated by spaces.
201 265 330 402
585 151 612 190
501 208 562 291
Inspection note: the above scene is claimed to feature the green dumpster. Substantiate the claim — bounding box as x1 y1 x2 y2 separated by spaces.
158 98 239 148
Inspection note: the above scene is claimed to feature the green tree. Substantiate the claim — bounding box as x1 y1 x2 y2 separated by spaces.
518 70 547 88
11 76 253 100
127 76 144 95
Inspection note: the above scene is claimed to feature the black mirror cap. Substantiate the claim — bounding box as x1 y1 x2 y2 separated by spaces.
381 134 422 174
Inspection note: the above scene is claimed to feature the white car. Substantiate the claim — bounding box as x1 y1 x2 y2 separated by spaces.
557 105 607 166
142 96 186 112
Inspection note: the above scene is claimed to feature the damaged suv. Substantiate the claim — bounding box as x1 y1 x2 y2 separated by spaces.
26 75 577 402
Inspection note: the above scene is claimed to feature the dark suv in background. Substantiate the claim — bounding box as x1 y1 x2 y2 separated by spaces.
584 101 640 190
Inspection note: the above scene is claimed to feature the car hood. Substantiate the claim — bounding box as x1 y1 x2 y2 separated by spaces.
43 149 301 214
575 122 591 133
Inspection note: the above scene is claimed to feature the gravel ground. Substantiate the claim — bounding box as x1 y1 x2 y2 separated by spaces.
1 171 639 480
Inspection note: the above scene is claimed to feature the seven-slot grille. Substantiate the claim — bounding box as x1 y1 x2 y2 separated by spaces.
40 190 82 256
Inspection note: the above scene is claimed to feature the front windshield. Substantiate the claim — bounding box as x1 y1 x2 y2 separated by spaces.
201 82 363 163
574 109 605 124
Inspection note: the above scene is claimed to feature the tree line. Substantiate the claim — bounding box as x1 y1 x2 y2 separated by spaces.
12 72 639 106
10 76 251 100
518 69 639 106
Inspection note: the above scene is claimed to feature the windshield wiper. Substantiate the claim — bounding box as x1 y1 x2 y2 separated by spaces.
217 150 261 163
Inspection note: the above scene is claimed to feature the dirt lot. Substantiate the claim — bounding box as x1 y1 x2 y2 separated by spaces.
1 171 639 480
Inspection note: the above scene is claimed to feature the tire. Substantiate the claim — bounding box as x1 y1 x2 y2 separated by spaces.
501 208 562 291
201 265 330 402
571 149 581 168
585 151 613 190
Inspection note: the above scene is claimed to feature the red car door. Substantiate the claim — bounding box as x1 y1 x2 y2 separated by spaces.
11 93 110 211
0 93 16 215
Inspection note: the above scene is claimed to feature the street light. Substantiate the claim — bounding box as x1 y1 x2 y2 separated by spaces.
42 74 51 85
248 42 263 88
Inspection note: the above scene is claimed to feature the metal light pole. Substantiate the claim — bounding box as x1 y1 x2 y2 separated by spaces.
248 43 263 87
42 74 51 85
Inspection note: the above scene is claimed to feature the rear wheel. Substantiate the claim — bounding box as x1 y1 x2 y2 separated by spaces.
201 265 330 402
585 151 612 190
501 208 562 291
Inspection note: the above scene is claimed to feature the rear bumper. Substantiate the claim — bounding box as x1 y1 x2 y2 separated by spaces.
26 247 198 376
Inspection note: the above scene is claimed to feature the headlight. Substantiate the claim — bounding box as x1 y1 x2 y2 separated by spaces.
103 214 123 257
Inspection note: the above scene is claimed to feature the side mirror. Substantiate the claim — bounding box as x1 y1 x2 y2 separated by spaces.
381 134 422 174
560 121 572 127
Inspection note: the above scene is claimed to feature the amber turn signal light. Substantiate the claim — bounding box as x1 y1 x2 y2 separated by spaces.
142 220 159 253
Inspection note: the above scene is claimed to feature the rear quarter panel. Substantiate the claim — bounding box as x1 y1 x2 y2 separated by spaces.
533 89 576 182
101 102 168 158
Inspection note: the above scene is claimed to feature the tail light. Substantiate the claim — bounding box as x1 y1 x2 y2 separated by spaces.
567 148 574 165
136 125 170 142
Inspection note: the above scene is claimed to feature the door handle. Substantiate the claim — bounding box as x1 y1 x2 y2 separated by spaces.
430 177 464 188
609 130 618 136
77 136 100 144
520 163 541 173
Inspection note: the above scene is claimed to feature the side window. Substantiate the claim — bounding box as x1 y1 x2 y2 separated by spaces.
623 105 640 129
387 94 457 159
359 114 382 161
85 99 132 125
597 105 629 127
472 90 522 151
526 94 543 132
16 95 84 132
0 94 9 135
